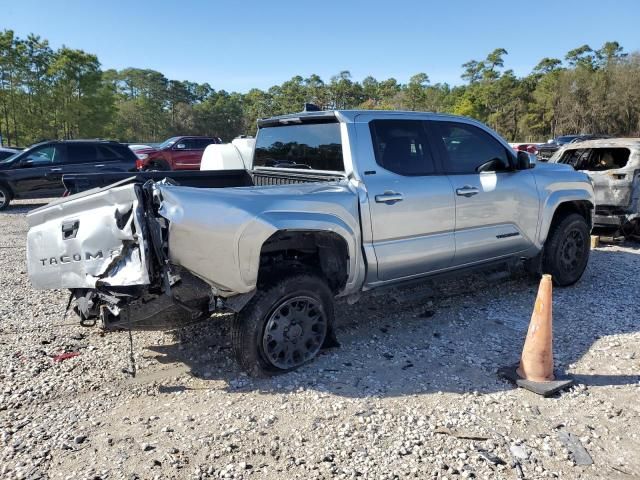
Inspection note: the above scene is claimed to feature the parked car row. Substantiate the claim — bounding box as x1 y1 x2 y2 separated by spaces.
132 136 221 171
0 135 222 210
0 140 138 210
511 134 612 161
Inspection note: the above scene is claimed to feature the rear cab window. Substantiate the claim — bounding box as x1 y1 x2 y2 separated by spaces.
253 122 344 172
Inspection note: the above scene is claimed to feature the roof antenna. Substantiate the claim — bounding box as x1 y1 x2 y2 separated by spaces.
303 103 320 112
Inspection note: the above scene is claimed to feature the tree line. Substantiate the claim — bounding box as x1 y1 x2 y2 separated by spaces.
1 29 639 147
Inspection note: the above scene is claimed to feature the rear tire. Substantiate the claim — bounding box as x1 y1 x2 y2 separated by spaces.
0 185 11 211
145 161 170 172
231 272 334 377
542 213 590 286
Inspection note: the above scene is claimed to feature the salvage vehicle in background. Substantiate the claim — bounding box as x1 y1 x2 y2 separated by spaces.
135 136 221 171
0 140 137 210
550 138 640 237
537 134 610 161
26 109 594 375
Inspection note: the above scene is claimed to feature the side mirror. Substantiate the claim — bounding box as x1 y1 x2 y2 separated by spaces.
175 143 186 150
516 150 536 170
19 158 35 168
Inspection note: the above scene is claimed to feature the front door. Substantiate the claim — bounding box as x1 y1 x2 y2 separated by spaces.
11 144 64 198
432 121 538 266
365 119 456 281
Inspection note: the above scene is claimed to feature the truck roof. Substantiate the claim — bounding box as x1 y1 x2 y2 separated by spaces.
257 110 479 127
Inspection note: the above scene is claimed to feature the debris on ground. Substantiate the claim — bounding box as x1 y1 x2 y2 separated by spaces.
1 199 639 479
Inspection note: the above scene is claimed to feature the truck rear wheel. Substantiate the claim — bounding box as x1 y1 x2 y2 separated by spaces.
0 185 11 211
231 272 333 376
542 213 590 286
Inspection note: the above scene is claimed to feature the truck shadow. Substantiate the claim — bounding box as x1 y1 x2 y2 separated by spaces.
147 247 640 398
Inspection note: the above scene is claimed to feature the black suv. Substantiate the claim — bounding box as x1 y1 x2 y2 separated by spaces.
0 140 137 210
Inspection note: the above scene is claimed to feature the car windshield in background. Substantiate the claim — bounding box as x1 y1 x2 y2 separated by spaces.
158 137 180 149
253 122 344 171
0 150 24 163
557 135 580 144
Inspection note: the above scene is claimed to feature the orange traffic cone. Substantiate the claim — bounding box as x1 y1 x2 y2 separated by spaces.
516 274 554 382
498 274 574 396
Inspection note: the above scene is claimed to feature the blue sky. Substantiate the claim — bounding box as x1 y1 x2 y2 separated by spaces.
3 0 640 91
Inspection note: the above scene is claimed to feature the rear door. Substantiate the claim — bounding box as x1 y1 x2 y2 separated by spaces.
364 118 456 281
58 143 103 185
431 120 538 266
95 144 137 172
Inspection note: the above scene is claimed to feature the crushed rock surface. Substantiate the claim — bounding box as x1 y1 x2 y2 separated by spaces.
1 199 639 479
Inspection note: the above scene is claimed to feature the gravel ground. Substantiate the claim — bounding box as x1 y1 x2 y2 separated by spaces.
1 199 639 480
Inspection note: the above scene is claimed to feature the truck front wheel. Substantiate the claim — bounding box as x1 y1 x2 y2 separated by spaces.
542 213 590 286
231 272 333 376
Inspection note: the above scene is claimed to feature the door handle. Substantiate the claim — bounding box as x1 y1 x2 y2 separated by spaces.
50 167 62 172
456 186 480 197
375 192 403 204
94 164 105 168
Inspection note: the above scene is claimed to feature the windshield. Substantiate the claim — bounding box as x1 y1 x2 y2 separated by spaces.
557 135 580 145
157 137 180 149
0 150 24 164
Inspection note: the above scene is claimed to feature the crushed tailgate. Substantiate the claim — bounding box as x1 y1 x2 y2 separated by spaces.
26 183 151 290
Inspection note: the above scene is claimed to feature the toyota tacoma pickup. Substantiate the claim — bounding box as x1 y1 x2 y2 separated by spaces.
26 110 595 375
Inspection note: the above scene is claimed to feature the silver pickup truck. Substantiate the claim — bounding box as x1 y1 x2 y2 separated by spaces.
26 110 595 375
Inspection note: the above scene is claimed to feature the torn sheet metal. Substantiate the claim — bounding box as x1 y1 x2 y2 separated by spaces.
26 184 150 290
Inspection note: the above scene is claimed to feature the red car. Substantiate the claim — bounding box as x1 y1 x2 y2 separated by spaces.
134 136 221 171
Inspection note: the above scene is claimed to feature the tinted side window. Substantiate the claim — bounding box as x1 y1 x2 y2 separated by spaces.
437 122 510 174
195 138 216 149
111 144 138 161
369 120 435 175
254 122 343 171
181 139 198 150
96 145 122 160
66 144 99 164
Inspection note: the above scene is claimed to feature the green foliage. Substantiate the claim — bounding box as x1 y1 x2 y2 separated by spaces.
1 30 639 147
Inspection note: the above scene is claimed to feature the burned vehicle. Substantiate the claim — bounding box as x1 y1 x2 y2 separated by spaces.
27 110 595 375
549 138 640 237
